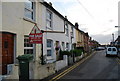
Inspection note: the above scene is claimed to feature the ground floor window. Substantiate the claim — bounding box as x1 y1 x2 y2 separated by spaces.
47 39 53 56
66 43 69 51
24 36 34 54
62 42 65 51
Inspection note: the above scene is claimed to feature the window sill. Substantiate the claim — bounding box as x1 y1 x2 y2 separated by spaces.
47 56 53 60
46 27 53 30
23 17 36 24
46 57 55 63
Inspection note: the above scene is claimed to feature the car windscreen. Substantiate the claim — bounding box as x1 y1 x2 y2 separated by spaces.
108 48 111 51
113 48 116 51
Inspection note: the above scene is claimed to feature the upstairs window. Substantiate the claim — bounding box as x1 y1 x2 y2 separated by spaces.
24 0 35 21
71 26 74 38
46 10 52 29
65 22 69 36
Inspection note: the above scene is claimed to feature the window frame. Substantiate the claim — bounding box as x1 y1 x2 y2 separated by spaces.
24 36 35 54
65 22 69 36
47 39 53 57
66 43 69 51
24 0 35 21
71 26 74 38
46 9 53 29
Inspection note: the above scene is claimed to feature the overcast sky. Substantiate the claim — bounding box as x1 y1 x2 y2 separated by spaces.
45 0 120 44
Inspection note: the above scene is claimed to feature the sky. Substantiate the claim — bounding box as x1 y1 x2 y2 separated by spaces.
45 0 120 45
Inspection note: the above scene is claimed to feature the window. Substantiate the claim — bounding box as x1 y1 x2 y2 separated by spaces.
47 39 53 56
71 26 74 38
4 41 8 48
24 0 35 21
113 48 116 51
46 10 52 29
108 48 111 51
65 22 69 36
24 36 34 54
66 43 69 51
62 42 65 51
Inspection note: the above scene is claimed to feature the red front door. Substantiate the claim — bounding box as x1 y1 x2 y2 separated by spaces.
1 33 14 75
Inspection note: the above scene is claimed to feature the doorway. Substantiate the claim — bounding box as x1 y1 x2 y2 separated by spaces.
1 33 14 75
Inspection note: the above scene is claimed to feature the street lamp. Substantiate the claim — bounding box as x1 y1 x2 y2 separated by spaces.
115 26 120 27
112 33 114 42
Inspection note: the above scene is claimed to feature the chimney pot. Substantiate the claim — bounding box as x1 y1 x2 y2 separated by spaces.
49 2 52 6
75 22 79 29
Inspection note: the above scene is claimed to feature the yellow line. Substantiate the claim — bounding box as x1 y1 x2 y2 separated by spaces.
49 52 95 81
50 56 89 81
49 62 80 81
116 58 120 64
55 56 92 81
55 61 84 81
55 64 79 81
117 59 120 62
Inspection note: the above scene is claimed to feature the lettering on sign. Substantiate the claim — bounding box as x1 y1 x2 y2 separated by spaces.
29 25 43 44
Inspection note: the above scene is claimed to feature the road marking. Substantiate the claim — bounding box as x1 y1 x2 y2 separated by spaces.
49 60 84 81
49 62 80 81
49 52 96 81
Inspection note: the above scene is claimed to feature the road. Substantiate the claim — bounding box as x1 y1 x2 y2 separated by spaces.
44 50 120 81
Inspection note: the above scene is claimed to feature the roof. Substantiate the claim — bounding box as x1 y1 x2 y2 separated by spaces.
41 2 75 26
41 2 65 20
40 1 89 36
115 36 120 42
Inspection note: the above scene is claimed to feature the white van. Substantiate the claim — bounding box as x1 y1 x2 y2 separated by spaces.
106 47 118 56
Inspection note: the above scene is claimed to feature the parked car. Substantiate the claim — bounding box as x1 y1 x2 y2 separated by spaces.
106 47 118 57
95 47 105 51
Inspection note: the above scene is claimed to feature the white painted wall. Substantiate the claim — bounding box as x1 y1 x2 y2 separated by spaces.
2 1 77 79
118 1 120 36
55 55 68 71
38 4 76 63
2 2 56 79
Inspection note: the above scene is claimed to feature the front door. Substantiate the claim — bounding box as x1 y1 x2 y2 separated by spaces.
1 33 14 75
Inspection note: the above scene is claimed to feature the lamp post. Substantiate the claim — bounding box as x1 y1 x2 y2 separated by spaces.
112 33 114 46
112 33 114 42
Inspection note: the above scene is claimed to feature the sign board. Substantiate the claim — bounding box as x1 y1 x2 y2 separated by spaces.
29 25 43 44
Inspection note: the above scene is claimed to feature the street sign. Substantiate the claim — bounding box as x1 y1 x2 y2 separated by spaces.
29 24 43 44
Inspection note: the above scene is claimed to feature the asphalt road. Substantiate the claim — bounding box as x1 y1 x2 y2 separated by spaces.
43 50 120 81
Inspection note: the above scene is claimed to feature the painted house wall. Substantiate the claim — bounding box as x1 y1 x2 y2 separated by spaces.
2 1 56 79
39 3 76 62
118 1 120 36
76 29 84 47
1 1 77 79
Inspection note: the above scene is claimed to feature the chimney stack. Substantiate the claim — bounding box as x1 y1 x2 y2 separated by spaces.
49 2 52 6
75 22 79 29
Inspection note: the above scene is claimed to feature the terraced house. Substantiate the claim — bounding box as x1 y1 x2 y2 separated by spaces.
0 0 98 80
0 0 77 79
